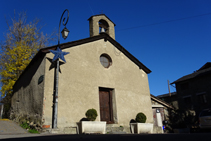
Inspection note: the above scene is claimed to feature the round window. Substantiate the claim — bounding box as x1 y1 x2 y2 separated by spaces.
100 54 112 68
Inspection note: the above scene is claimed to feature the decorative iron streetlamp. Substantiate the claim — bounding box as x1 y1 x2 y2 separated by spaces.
50 9 70 129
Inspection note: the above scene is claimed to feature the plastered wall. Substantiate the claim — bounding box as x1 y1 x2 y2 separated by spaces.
43 39 152 128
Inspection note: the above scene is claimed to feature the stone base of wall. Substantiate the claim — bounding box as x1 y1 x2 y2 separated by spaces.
43 126 79 134
106 124 129 134
41 124 164 134
10 113 43 132
42 124 130 134
153 126 164 133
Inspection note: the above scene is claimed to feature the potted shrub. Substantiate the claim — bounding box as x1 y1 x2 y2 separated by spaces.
86 108 98 121
130 112 153 134
81 108 106 134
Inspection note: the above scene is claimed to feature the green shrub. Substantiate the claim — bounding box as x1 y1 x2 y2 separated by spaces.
85 108 98 121
20 122 30 129
135 112 147 123
20 122 39 133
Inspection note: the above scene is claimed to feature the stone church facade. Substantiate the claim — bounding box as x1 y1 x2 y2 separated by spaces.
11 14 153 133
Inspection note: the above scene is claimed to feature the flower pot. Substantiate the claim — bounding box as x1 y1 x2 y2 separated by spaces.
81 121 106 134
130 123 153 134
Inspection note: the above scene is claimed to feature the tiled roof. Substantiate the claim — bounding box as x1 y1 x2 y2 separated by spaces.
157 92 177 98
198 62 211 71
171 63 211 84
151 94 173 109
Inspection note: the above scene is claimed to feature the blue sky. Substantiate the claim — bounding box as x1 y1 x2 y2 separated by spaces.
1 0 211 96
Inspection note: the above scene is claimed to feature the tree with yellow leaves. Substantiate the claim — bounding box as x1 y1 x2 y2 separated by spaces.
0 11 54 108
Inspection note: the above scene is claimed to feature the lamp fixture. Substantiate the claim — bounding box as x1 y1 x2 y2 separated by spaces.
61 27 70 39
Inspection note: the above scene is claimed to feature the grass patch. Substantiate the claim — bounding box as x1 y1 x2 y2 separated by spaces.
28 129 39 133
20 122 30 129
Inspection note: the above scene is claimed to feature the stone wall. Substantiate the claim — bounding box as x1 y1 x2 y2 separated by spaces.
10 53 46 127
89 15 115 40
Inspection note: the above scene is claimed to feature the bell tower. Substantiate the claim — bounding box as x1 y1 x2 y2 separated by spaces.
88 14 116 40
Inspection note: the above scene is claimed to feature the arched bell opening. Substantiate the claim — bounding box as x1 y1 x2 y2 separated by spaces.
99 19 109 34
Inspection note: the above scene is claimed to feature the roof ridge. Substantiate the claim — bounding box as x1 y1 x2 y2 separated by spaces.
172 64 211 84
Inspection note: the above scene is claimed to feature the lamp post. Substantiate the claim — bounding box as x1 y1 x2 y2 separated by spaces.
51 9 70 129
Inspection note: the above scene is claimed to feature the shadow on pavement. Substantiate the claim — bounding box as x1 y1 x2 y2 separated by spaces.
1 133 211 141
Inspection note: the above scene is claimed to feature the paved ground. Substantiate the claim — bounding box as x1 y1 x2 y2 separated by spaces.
0 119 52 139
0 119 28 134
1 119 211 141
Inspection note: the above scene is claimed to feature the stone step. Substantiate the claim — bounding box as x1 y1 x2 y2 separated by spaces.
108 131 127 134
106 124 127 134
43 128 62 134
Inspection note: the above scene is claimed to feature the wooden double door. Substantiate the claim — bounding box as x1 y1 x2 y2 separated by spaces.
99 88 114 124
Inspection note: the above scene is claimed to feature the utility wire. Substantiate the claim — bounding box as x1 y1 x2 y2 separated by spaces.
116 12 211 32
88 1 94 15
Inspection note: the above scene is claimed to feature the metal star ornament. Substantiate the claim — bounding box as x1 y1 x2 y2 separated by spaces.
50 47 69 63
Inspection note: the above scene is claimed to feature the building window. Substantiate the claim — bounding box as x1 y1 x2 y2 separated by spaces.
100 54 112 68
197 94 207 104
183 96 191 105
183 96 192 109
180 82 189 90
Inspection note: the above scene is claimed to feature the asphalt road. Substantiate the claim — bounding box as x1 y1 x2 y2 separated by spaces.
1 133 211 141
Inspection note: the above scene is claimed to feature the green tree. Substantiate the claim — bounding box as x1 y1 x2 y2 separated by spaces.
0 11 54 106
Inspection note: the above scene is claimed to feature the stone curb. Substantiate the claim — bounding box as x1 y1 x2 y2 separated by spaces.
0 119 10 121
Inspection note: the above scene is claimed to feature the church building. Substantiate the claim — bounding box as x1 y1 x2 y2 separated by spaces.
11 14 153 133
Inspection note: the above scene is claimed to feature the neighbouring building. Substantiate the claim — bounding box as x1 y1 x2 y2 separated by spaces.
171 62 211 115
157 92 178 109
10 14 154 133
151 94 173 131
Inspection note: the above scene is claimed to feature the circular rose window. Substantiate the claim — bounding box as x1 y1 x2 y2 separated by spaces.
100 54 112 68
